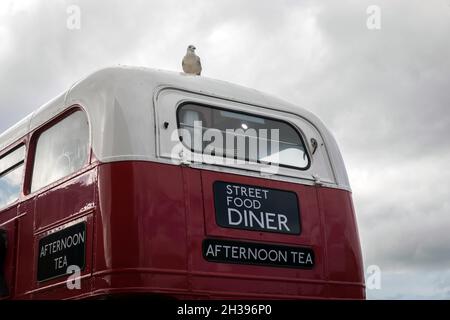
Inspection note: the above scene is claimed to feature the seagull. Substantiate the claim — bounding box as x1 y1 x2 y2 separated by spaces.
182 45 202 75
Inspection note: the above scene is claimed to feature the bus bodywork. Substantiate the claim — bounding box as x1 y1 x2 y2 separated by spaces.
0 67 365 299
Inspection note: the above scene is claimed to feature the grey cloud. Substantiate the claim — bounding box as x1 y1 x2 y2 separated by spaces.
367 269 450 299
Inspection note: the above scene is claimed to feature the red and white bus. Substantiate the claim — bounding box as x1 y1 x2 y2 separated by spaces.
0 66 365 299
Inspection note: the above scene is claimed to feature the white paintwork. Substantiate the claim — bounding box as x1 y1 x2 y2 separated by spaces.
0 66 351 190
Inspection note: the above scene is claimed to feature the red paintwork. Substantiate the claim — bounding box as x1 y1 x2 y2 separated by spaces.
0 160 365 299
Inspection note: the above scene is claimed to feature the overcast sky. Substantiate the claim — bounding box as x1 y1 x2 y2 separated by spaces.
1 0 449 299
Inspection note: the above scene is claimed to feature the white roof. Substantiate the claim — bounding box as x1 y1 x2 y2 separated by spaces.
0 66 350 189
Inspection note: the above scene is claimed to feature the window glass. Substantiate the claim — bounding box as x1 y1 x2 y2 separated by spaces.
177 104 309 169
31 111 89 192
0 145 25 174
0 145 25 209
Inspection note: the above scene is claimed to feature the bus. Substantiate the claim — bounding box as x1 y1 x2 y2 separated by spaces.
0 66 365 299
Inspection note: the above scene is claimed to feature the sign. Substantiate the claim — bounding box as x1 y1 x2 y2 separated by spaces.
37 222 86 282
203 238 314 269
213 181 301 234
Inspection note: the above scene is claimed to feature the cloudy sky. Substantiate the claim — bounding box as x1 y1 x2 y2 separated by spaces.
1 0 449 299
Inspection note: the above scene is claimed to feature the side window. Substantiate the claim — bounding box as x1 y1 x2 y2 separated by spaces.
177 104 310 169
0 145 25 209
31 110 89 193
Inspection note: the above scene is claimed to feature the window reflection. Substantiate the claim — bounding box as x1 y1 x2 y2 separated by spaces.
0 145 25 174
178 104 309 169
31 111 89 192
0 145 25 209
0 164 23 209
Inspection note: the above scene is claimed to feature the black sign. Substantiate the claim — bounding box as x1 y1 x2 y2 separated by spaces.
203 238 314 269
213 181 301 235
37 222 86 282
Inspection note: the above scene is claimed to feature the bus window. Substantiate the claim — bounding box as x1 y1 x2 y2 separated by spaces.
177 104 310 169
0 145 25 209
31 110 89 193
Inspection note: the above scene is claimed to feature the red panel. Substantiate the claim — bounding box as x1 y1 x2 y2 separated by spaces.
201 172 322 245
14 169 97 299
6 161 364 299
91 162 364 299
14 201 34 297
190 170 326 297
95 161 189 292
318 187 365 298
34 170 96 231
31 215 95 299
0 207 17 299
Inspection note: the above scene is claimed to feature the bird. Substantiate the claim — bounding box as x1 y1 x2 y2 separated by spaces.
182 45 202 75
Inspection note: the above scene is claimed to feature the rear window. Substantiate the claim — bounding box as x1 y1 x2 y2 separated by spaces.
31 110 89 192
177 104 309 169
0 145 25 209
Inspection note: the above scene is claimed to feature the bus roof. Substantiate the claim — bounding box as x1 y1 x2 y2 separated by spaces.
0 66 350 189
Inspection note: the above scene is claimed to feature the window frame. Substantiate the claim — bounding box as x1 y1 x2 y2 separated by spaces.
0 143 26 210
175 102 311 171
25 106 92 195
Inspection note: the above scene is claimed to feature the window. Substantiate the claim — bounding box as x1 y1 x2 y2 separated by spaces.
177 104 309 169
0 145 25 209
31 110 89 192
